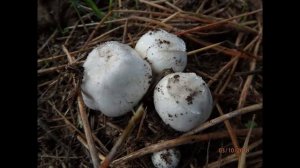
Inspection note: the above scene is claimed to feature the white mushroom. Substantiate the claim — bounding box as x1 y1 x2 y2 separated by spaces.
152 148 181 168
135 29 187 74
81 41 152 117
153 72 213 132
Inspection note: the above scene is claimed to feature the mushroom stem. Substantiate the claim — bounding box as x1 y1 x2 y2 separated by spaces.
100 104 145 168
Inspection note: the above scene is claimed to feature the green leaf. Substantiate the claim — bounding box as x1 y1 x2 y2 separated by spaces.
84 0 105 19
109 0 113 11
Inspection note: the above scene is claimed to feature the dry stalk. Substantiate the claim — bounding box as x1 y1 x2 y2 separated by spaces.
100 104 145 168
111 128 262 166
183 103 262 136
63 45 99 168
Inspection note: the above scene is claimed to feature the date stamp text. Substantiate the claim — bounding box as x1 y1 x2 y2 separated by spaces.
218 147 249 154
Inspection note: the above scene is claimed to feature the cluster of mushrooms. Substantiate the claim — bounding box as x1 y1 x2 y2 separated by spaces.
81 29 213 168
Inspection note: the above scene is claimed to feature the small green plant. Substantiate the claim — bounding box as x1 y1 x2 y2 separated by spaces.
62 27 70 35
109 0 113 12
84 0 105 19
245 120 257 128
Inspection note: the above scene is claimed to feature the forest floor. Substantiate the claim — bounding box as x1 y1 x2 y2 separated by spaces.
38 0 262 167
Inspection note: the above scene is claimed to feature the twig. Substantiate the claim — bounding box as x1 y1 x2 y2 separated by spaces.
213 69 230 95
38 47 93 64
210 5 230 17
89 25 125 44
62 45 75 63
64 21 79 46
183 103 262 136
205 139 211 167
206 139 262 168
207 57 239 86
216 104 240 158
196 0 208 13
176 9 262 35
202 1 228 15
100 104 145 168
127 33 134 47
113 9 171 17
71 1 89 33
211 34 243 153
38 119 69 150
65 22 103 29
162 11 181 23
38 29 58 55
218 32 243 91
247 158 263 165
244 33 261 52
77 135 106 161
234 69 262 77
185 35 259 60
39 155 82 160
98 118 124 133
129 15 248 61
164 1 183 12
208 151 262 168
238 115 256 168
113 9 257 34
190 69 215 81
240 20 258 26
112 8 257 34
129 16 174 31
52 102 108 154
237 37 261 122
139 0 173 13
63 45 99 168
122 19 129 43
118 0 122 8
111 128 262 166
77 79 100 168
38 79 59 88
187 42 223 56
136 107 147 139
83 11 112 48
110 9 205 24
219 58 239 94
103 18 128 24
252 162 263 168
38 61 84 75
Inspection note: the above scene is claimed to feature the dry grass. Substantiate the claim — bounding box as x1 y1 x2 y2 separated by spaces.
38 0 262 167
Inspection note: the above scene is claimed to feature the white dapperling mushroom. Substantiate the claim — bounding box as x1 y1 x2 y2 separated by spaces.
153 72 213 132
152 148 181 168
135 29 187 74
81 41 152 117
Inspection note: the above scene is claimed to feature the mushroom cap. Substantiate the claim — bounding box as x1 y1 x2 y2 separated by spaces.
154 72 213 132
81 41 152 117
135 29 187 74
152 148 181 168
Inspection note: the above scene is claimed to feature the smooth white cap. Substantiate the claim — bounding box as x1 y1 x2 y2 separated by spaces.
135 29 187 74
152 148 181 168
154 72 213 132
81 41 152 117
